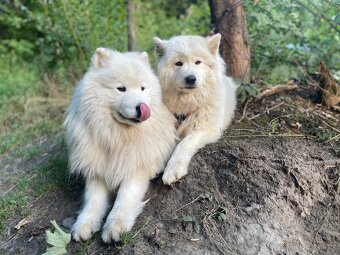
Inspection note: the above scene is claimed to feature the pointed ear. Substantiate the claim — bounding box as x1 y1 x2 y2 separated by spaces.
153 37 166 59
140 51 149 63
91 47 110 69
207 33 221 55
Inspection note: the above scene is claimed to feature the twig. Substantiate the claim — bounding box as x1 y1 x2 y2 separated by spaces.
234 128 263 133
2 184 18 197
249 101 285 120
203 217 232 254
238 98 251 122
132 216 151 239
249 113 260 120
307 159 340 166
226 134 308 138
173 195 201 213
297 0 340 34
189 238 201 242
255 84 299 101
326 133 340 143
322 120 340 133
266 101 285 114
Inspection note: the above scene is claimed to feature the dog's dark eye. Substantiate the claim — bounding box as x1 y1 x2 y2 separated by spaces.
175 61 183 67
141 86 145 91
195 60 201 65
117 86 126 92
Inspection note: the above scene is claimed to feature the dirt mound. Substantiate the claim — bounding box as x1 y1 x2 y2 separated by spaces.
116 138 339 255
2 137 338 255
1 93 339 255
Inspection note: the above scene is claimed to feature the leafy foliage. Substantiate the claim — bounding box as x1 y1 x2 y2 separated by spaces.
245 0 340 82
237 83 259 103
1 0 338 82
0 0 127 71
0 0 339 156
135 0 210 53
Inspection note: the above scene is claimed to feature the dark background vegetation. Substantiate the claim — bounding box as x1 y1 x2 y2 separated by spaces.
0 1 339 153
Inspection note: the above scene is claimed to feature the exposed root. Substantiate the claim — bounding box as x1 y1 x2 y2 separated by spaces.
255 84 299 101
318 61 340 109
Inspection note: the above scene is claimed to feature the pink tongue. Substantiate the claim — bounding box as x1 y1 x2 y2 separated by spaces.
139 103 151 121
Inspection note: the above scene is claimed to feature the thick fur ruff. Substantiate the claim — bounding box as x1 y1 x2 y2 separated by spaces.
64 48 176 242
154 34 237 184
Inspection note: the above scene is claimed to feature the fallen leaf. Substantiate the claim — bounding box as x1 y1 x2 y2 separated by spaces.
218 213 227 221
42 220 71 255
15 218 32 230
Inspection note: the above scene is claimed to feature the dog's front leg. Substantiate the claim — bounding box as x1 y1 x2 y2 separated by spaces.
102 173 149 243
72 178 109 241
163 130 220 185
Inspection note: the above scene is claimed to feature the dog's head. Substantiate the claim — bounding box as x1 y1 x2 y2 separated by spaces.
86 48 161 126
153 34 222 92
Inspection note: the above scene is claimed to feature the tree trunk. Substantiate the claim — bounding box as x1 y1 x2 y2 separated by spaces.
127 0 135 51
209 0 251 81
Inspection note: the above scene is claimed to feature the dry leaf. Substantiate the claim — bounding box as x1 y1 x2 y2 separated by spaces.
15 218 32 230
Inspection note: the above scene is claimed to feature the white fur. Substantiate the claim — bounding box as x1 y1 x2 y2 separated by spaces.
64 48 176 242
154 34 237 184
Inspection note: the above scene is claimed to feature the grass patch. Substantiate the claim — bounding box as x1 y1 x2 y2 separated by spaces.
0 60 73 234
0 69 71 155
0 120 62 154
13 146 43 159
0 138 68 234
73 241 91 255
0 64 39 100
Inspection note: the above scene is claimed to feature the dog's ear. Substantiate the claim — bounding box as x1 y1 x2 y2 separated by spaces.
153 37 166 59
140 51 149 63
91 48 110 69
207 33 221 55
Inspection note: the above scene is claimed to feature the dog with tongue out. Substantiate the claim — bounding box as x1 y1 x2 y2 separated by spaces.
64 48 176 243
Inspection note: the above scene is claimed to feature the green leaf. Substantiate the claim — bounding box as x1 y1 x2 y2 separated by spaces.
182 216 193 222
42 220 71 255
218 213 227 221
334 14 340 24
43 246 67 255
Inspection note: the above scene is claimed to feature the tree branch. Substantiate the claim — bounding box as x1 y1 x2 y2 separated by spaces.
296 0 340 34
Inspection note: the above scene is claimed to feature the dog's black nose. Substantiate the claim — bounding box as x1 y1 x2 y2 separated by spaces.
185 75 196 86
136 105 141 118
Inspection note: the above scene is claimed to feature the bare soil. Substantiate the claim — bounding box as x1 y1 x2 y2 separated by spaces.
1 90 339 255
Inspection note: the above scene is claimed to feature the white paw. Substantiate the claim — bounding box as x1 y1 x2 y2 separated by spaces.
102 217 131 243
72 217 101 242
162 164 188 185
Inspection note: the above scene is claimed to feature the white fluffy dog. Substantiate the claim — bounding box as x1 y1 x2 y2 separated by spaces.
153 34 237 185
64 48 176 242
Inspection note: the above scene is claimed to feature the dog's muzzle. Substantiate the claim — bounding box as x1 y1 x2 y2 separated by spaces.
184 75 197 89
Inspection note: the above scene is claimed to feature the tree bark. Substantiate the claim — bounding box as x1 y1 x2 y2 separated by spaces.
127 0 135 51
209 0 251 81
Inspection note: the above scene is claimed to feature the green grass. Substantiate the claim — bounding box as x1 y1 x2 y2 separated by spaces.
0 64 39 100
13 146 43 159
119 233 134 246
0 138 68 233
0 120 62 154
73 241 91 255
0 57 72 235
0 64 71 155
